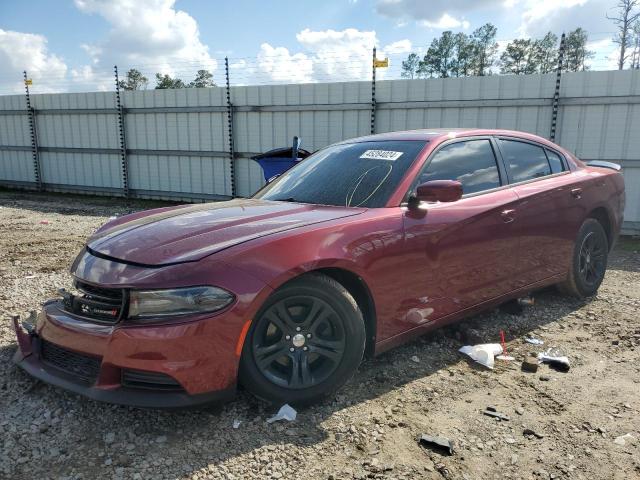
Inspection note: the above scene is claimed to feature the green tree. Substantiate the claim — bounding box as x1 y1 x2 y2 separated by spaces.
118 69 148 90
189 69 215 88
607 0 640 69
401 53 420 79
419 31 457 78
154 73 186 89
470 23 498 76
452 32 475 77
500 39 538 74
564 28 594 71
533 32 559 73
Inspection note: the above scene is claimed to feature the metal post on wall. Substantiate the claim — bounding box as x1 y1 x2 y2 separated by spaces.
225 57 237 198
371 47 377 135
550 33 566 142
114 66 130 198
24 70 42 191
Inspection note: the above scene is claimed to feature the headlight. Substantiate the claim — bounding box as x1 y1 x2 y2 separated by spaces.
128 286 234 321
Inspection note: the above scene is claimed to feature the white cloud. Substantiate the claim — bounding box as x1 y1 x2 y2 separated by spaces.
74 0 217 82
419 13 471 30
248 28 403 84
382 39 413 55
299 28 376 82
376 0 500 28
0 29 68 94
69 65 114 92
585 38 619 70
257 44 314 83
251 28 376 84
1 1 221 94
517 0 611 38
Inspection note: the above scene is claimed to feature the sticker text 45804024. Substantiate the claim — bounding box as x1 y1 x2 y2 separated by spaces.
359 150 404 161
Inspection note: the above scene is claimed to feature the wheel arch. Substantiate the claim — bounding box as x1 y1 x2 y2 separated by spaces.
587 206 613 250
312 267 377 358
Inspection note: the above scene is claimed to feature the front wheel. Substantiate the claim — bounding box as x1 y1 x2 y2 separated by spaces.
558 218 609 298
239 273 365 405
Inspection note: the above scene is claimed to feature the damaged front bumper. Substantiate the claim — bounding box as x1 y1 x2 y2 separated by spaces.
12 303 236 409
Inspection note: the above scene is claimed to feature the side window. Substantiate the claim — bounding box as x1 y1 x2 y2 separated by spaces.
499 139 551 183
546 149 565 174
417 139 501 195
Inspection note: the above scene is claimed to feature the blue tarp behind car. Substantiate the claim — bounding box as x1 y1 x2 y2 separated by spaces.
251 137 311 182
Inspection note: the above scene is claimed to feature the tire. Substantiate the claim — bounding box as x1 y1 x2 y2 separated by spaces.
239 273 366 405
558 218 609 298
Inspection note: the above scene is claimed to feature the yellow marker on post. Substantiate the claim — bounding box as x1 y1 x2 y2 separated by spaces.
24 79 33 86
373 58 389 68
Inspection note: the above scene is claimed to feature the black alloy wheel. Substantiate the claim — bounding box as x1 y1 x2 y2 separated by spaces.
578 231 606 287
252 296 346 389
559 218 609 298
239 273 365 405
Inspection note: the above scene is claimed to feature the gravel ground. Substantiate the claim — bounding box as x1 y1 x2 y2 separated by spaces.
1 190 639 480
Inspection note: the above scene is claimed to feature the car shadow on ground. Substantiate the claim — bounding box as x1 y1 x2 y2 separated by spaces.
1 286 595 478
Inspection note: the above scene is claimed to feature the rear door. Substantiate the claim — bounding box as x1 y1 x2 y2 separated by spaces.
495 137 581 286
387 137 521 339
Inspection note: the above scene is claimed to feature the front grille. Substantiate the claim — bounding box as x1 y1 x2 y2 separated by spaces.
121 369 183 391
61 280 126 324
40 340 101 384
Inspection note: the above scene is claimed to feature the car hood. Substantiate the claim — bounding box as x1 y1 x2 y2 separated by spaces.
87 198 364 266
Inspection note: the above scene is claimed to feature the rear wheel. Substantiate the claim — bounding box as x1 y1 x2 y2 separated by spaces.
559 218 608 298
239 273 365 405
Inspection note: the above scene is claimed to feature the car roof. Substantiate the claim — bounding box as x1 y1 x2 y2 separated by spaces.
341 128 557 147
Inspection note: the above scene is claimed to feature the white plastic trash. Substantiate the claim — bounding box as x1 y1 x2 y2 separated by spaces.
459 343 503 369
266 404 297 424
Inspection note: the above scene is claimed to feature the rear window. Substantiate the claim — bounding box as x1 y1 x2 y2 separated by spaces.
255 140 427 208
499 139 551 183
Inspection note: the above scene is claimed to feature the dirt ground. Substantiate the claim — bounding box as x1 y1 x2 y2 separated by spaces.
0 190 639 480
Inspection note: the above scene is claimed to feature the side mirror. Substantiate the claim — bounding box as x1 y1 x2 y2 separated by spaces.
411 180 463 205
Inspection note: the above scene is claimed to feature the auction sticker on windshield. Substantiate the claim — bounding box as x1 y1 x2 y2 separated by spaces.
360 150 404 161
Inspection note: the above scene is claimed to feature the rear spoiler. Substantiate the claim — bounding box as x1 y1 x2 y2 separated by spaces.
585 160 622 171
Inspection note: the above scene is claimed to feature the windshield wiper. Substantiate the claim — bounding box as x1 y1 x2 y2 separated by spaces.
273 197 298 202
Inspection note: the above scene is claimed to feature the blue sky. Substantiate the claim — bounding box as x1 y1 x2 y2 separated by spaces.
0 0 622 93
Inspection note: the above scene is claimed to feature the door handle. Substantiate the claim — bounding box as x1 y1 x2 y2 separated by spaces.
501 209 516 223
571 188 582 199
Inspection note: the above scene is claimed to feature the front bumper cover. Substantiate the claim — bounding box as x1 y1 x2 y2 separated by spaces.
12 311 236 409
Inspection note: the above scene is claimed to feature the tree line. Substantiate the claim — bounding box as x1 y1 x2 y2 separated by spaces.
118 69 215 90
117 1 640 90
401 0 640 79
401 26 594 79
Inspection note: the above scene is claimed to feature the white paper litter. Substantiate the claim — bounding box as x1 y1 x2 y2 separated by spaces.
459 343 503 369
232 419 241 429
496 355 515 361
537 352 570 368
266 404 297 424
524 337 544 345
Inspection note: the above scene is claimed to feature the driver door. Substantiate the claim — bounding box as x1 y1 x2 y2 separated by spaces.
384 137 521 340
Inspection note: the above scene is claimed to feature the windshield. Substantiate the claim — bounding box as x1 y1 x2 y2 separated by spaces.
254 140 427 208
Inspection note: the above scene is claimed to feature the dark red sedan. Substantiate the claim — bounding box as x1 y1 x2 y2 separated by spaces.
13 129 625 407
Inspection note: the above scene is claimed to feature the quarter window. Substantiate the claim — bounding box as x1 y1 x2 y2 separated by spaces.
546 149 565 174
416 139 501 195
499 139 551 183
